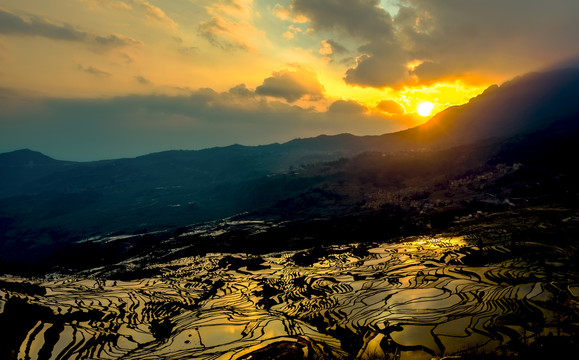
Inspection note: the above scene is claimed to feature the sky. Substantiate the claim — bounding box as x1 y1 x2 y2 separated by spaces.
1 0 578 161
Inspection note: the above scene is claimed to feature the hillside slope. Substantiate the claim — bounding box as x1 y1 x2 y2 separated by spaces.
1 68 578 264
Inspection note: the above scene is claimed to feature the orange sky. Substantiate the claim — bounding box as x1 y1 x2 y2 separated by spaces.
1 0 578 160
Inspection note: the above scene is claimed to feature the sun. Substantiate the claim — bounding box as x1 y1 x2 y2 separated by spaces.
417 101 434 117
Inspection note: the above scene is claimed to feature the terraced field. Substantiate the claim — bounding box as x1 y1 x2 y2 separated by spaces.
2 231 578 359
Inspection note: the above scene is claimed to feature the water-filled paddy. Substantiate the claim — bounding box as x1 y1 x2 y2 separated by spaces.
1 234 578 359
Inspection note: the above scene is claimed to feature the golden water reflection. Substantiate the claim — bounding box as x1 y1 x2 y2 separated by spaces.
1 234 578 359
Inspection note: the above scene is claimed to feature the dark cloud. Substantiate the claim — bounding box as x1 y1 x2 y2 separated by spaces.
79 65 112 78
328 100 366 114
256 68 324 102
408 61 457 84
324 39 347 55
402 0 579 81
0 8 83 40
377 100 405 115
228 84 254 97
291 0 393 41
344 42 409 87
0 8 140 48
290 0 408 87
319 39 349 63
292 0 579 88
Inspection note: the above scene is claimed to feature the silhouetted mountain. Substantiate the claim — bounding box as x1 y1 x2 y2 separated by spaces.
396 67 579 145
1 68 578 265
0 149 73 198
0 148 60 166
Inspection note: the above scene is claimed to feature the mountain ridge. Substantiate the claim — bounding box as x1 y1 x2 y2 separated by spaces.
1 67 579 265
0 148 66 165
4 67 578 166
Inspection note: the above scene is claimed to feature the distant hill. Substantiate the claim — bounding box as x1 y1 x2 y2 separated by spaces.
1 67 579 265
0 148 62 166
0 149 73 198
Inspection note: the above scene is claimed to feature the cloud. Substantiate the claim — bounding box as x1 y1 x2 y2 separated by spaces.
290 0 394 41
255 68 325 102
178 46 199 56
135 75 151 85
197 0 266 52
290 0 408 87
0 7 141 49
228 83 254 97
273 4 308 23
198 16 263 52
319 39 348 63
207 0 246 16
319 40 333 56
377 100 405 115
81 0 178 29
344 42 409 87
283 24 305 40
117 52 135 64
290 0 579 88
323 40 347 55
137 1 178 29
0 8 82 41
78 65 112 78
273 4 291 21
92 33 141 48
327 100 366 114
80 0 132 11
198 17 230 47
401 0 579 81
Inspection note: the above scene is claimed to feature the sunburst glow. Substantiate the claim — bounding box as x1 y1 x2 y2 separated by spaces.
417 102 434 117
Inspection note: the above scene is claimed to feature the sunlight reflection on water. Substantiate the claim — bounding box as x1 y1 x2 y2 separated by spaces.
1 234 578 359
